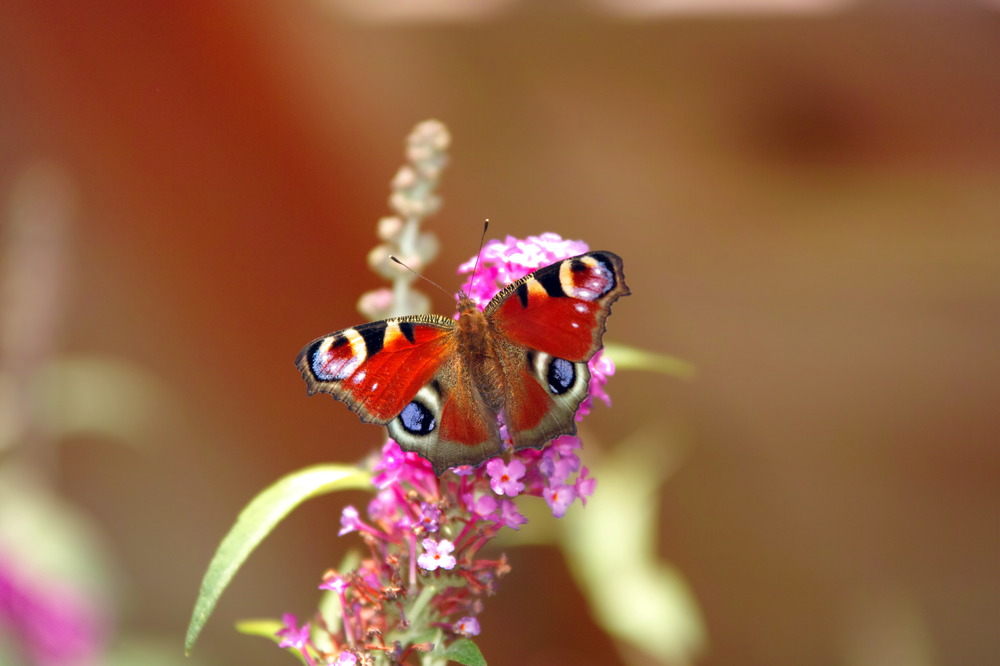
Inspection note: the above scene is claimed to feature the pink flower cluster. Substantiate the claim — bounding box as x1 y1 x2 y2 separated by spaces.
277 234 614 665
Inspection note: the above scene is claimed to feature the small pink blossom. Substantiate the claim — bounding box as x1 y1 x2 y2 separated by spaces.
372 440 406 488
335 651 358 665
539 445 581 486
578 350 616 418
318 575 348 594
486 458 526 497
417 539 457 571
453 616 481 637
338 505 363 536
472 493 497 517
498 499 527 530
416 502 442 533
372 439 435 489
367 488 398 523
574 467 597 506
589 351 616 407
543 484 577 518
275 613 310 650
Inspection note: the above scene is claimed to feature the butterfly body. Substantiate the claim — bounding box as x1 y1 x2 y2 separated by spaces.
297 251 629 475
453 297 504 411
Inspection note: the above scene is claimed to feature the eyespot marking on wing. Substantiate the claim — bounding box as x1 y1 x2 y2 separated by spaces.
547 357 576 395
310 328 366 381
559 255 614 301
399 400 436 435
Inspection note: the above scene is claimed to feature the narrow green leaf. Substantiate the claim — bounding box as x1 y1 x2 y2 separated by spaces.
604 342 697 379
439 638 487 666
185 464 372 654
234 618 284 640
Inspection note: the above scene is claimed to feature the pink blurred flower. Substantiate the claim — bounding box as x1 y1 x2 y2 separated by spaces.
275 613 310 650
0 557 108 666
453 616 481 637
543 484 577 519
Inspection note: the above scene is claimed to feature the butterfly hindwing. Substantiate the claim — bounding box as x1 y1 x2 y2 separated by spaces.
500 348 591 451
295 315 456 424
387 358 504 475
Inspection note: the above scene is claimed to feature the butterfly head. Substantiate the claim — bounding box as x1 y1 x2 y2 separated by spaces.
455 291 487 334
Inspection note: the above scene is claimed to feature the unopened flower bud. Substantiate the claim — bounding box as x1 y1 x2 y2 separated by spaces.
377 216 403 241
357 288 394 320
391 165 417 192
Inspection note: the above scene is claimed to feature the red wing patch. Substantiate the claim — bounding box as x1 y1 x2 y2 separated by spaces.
438 393 494 447
505 368 550 433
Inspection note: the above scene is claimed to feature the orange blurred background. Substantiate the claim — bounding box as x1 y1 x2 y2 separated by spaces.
1 1 999 664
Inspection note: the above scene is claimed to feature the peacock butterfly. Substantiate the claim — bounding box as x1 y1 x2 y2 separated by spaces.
296 251 629 475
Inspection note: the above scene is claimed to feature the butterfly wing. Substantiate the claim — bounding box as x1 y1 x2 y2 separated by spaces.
296 315 456 424
297 314 504 474
385 353 504 476
486 251 629 451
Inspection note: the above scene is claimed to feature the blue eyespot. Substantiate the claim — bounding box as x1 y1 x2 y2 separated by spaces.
399 401 436 435
547 358 575 395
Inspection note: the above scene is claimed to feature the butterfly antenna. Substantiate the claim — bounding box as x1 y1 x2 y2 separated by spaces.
389 255 452 300
469 219 490 293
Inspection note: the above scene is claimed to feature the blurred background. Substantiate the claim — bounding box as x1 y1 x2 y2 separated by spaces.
1 1 999 664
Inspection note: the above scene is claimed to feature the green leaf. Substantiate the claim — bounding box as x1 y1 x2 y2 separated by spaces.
185 464 372 655
561 428 706 664
234 618 285 641
604 342 696 379
439 638 487 666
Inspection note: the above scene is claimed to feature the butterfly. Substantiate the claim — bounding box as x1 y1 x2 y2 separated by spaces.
296 251 629 475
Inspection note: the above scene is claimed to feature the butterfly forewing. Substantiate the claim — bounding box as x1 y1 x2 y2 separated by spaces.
486 251 629 362
296 316 455 424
